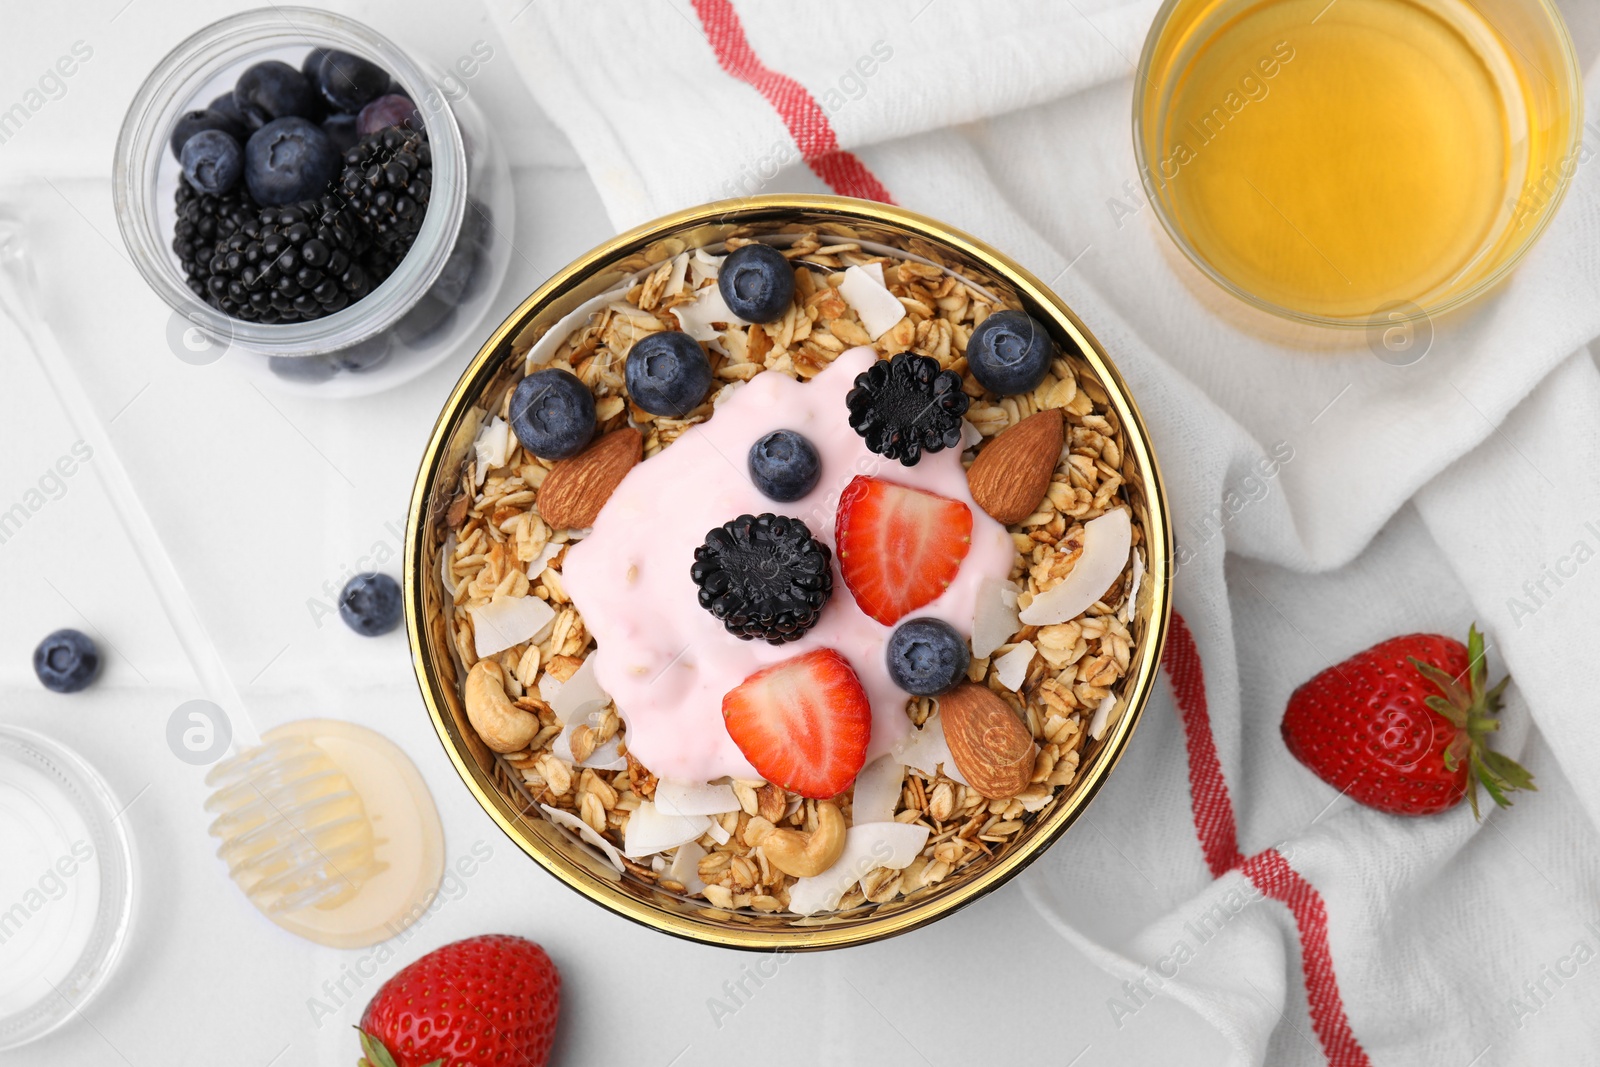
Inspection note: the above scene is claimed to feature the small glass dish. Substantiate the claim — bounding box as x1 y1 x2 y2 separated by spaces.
114 7 513 397
0 727 136 1051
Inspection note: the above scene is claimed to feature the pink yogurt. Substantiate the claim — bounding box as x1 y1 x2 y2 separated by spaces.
561 346 1014 784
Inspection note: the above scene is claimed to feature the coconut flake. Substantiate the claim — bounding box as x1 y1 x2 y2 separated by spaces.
473 416 512 486
839 265 907 339
705 819 731 845
541 803 625 872
1019 509 1134 626
1120 548 1144 623
1090 693 1118 741
665 840 706 894
670 282 750 341
960 419 983 451
893 713 968 787
525 541 561 579
971 577 1021 659
664 251 690 297
623 801 710 858
993 641 1036 691
654 779 741 817
862 261 886 286
525 285 631 371
851 755 904 825
787 822 931 916
469 595 556 659
537 671 563 704
441 533 458 596
689 248 724 286
551 657 609 724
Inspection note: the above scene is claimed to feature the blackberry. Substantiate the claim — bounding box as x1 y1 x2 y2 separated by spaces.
337 126 431 253
844 352 970 466
691 514 833 644
173 176 258 299
200 198 376 323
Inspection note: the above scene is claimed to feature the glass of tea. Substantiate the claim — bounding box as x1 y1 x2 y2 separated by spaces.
1134 0 1583 327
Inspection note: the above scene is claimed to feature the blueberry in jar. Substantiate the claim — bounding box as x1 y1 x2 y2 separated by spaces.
321 111 360 154
180 129 243 196
717 243 794 323
244 117 340 206
233 60 316 128
509 368 596 460
170 107 248 160
315 50 391 113
624 331 713 417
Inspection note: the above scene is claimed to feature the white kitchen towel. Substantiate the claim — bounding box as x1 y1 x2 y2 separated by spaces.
485 1 1600 1063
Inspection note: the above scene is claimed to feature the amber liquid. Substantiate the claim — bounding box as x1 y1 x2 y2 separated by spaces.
1143 0 1557 320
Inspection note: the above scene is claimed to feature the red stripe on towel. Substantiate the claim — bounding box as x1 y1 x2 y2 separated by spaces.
690 0 896 202
1168 611 1371 1066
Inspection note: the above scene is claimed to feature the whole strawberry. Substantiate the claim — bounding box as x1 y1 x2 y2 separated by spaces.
1281 625 1533 817
358 934 559 1067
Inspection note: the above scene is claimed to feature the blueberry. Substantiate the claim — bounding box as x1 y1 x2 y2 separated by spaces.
180 129 243 195
885 618 970 696
431 241 480 305
316 50 390 113
321 111 360 154
233 61 316 127
208 93 248 127
339 573 402 636
509 368 596 459
301 47 330 82
395 295 456 345
357 93 422 137
748 430 821 502
169 108 246 160
269 355 338 383
966 309 1056 396
717 243 794 323
329 333 393 372
624 331 713 417
244 117 339 206
33 629 100 693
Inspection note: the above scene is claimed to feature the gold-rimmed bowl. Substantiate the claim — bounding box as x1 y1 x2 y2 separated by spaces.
404 195 1172 950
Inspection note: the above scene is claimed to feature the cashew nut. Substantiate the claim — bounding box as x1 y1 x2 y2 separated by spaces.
464 660 541 753
756 800 847 878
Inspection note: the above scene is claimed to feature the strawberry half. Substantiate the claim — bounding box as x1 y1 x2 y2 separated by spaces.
1281 625 1533 817
834 475 972 626
722 647 871 798
358 934 560 1067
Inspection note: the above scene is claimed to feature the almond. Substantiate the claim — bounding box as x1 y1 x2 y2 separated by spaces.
937 683 1036 799
535 427 642 529
966 407 1064 525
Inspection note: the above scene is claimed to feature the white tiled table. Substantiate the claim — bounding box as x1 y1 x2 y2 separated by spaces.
0 3 1226 1063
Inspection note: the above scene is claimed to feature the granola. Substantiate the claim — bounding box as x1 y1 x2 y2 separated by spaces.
440 230 1141 916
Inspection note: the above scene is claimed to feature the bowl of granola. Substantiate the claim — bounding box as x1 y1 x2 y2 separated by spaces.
405 195 1172 949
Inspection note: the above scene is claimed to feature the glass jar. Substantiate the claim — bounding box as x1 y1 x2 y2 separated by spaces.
1133 0 1581 331
114 7 513 397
